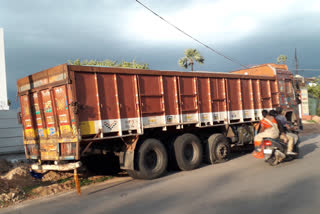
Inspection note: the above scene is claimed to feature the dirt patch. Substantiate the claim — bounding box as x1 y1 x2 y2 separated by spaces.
0 159 12 174
0 162 119 208
0 165 38 207
31 180 74 197
42 171 73 182
300 123 320 136
312 116 320 123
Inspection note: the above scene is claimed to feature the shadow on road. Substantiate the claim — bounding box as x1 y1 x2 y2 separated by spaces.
299 143 319 158
87 179 134 195
103 168 319 214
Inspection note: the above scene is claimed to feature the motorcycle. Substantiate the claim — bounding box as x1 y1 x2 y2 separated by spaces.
262 133 299 166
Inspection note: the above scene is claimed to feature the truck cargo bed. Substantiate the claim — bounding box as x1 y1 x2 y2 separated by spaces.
17 64 291 161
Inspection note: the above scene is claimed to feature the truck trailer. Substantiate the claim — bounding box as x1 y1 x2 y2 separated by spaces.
17 63 299 179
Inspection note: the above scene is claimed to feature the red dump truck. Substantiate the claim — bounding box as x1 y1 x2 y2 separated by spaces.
17 63 299 179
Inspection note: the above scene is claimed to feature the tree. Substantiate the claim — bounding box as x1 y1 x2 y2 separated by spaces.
308 76 320 98
67 59 149 69
307 76 320 116
178 49 204 71
277 55 287 64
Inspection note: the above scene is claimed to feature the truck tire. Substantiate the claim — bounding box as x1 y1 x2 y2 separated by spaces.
206 133 230 164
136 138 168 180
126 169 142 179
173 133 203 171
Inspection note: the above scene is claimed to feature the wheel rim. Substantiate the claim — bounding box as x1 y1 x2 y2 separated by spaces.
184 143 195 161
216 144 228 159
144 149 159 170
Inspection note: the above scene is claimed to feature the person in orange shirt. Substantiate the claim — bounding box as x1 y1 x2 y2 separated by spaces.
253 110 280 158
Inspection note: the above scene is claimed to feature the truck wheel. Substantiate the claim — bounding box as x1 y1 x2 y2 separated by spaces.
206 134 230 164
136 138 168 180
173 133 203 171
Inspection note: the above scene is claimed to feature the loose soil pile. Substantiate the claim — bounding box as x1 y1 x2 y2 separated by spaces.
0 159 12 174
41 171 73 182
0 164 76 208
0 165 33 207
0 162 115 208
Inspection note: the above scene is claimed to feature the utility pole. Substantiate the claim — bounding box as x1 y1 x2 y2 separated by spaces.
294 48 298 75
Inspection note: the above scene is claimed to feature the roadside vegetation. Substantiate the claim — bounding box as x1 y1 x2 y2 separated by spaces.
67 59 149 69
307 75 320 116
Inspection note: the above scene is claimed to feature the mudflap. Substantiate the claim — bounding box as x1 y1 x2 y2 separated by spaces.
119 151 135 170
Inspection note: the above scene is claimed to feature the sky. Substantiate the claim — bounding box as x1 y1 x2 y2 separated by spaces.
0 0 320 108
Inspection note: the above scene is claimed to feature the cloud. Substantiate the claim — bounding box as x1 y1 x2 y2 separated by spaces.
0 0 319 108
126 0 319 44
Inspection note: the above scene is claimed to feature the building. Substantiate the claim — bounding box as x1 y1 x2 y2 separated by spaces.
0 28 24 155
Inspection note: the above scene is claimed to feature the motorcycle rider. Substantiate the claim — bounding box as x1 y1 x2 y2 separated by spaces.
255 110 268 133
275 107 298 155
253 110 279 158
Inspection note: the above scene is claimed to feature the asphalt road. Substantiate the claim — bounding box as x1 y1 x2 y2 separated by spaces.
1 134 320 214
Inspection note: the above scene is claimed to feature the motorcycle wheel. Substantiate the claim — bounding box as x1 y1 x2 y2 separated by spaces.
267 156 279 166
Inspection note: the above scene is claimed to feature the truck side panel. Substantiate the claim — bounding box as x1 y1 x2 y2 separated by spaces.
252 79 263 119
179 76 199 124
210 78 227 122
76 72 100 135
227 79 243 121
71 68 286 138
139 75 165 128
198 77 212 125
241 79 255 120
117 74 141 133
163 76 180 125
270 80 280 107
260 80 272 110
97 74 121 134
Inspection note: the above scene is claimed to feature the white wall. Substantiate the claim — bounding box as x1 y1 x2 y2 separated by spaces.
0 110 24 155
0 28 9 110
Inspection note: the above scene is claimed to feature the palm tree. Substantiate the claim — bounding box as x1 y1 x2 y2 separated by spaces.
277 55 287 64
178 49 204 71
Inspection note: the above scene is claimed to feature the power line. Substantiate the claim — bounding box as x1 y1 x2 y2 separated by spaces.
292 69 320 71
135 0 249 69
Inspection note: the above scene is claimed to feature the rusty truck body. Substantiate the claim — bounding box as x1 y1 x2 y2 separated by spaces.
17 63 299 179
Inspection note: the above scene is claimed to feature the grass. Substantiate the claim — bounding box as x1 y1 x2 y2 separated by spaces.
80 178 94 187
94 176 113 183
306 120 317 123
56 177 72 184
71 176 114 188
22 185 41 196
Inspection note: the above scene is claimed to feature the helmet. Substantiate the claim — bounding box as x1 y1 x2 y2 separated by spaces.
276 107 283 114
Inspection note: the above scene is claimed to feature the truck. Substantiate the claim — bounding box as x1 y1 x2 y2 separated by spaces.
17 63 299 179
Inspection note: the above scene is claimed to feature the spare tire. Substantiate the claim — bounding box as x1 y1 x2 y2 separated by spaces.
206 133 230 164
173 133 203 171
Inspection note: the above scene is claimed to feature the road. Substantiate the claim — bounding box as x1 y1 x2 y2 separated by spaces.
1 133 320 214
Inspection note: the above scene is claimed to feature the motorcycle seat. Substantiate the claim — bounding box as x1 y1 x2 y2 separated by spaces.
262 137 280 141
